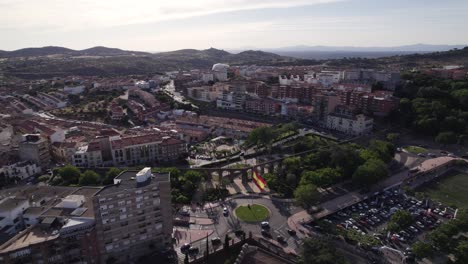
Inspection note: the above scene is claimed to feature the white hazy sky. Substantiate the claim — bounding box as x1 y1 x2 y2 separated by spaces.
1 0 467 51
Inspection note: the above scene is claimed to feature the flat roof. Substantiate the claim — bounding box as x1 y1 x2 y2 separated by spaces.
0 197 28 212
0 226 60 253
97 170 170 196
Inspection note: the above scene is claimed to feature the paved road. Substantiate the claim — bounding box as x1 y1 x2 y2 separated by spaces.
174 196 303 261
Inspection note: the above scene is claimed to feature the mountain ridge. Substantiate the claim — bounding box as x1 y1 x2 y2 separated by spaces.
0 46 150 58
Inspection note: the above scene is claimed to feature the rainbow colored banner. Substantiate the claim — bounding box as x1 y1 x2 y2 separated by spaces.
252 170 266 190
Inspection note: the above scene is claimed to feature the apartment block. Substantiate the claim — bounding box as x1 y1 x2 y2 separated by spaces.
18 134 51 166
93 169 172 262
326 105 373 136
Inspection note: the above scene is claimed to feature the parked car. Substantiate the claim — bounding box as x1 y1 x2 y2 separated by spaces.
287 229 297 236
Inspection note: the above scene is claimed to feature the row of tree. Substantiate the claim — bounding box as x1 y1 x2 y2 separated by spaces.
55 165 122 186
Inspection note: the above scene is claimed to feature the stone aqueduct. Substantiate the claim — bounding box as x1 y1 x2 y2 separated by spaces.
181 149 320 184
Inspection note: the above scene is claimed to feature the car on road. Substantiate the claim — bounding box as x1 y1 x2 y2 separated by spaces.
235 230 245 237
211 237 221 245
181 243 191 253
287 229 297 236
261 221 270 229
417 153 426 157
277 235 286 243
223 207 229 216
261 229 271 237
179 209 190 217
188 247 199 255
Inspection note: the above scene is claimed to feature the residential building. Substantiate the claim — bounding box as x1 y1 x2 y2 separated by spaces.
10 100 33 115
37 92 67 108
63 85 86 94
0 197 29 236
186 86 220 102
311 92 340 122
92 168 172 262
201 73 214 83
18 134 51 166
1 161 41 180
52 141 78 164
72 141 104 168
216 91 246 111
245 98 281 115
110 103 125 121
326 105 373 136
0 186 101 264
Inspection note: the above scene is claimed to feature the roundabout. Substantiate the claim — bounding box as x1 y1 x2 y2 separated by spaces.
234 204 270 222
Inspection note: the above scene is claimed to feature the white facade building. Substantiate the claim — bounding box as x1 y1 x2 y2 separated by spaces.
1 161 41 180
0 197 29 235
216 91 245 111
326 111 373 136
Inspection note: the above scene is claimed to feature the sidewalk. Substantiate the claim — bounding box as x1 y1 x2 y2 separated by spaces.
173 227 214 246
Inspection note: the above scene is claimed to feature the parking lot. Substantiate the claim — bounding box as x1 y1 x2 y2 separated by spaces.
307 187 456 253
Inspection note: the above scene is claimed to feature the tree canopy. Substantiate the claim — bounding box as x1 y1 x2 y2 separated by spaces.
387 210 413 232
301 237 346 264
393 73 468 142
79 170 100 186
59 165 81 184
352 159 388 187
294 183 319 208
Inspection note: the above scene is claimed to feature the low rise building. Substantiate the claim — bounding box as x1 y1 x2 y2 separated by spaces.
1 161 41 180
245 98 281 115
37 92 67 108
63 85 86 94
0 186 102 264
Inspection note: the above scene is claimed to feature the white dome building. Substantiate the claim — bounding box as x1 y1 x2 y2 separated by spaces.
212 63 230 72
212 63 229 81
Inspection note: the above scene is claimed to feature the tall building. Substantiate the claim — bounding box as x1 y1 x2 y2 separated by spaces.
93 168 172 262
0 168 173 264
18 134 51 166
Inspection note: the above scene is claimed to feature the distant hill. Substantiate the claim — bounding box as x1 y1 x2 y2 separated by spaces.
256 44 467 60
0 46 150 58
268 44 466 52
152 48 295 68
0 47 297 78
326 46 468 68
79 46 149 56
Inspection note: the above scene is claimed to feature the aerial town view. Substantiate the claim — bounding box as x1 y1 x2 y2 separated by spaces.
0 1 468 264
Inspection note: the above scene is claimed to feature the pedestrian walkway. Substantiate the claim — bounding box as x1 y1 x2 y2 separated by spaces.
173 228 214 246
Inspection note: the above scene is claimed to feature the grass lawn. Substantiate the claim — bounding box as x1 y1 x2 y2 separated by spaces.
235 204 269 222
418 172 468 209
404 146 427 154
